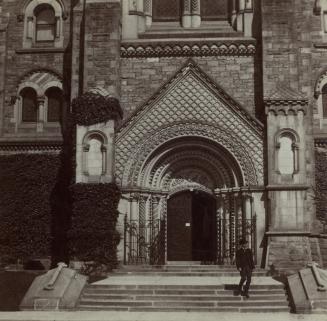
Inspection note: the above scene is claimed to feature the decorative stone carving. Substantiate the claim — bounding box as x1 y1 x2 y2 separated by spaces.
121 40 256 58
116 62 263 190
265 85 308 115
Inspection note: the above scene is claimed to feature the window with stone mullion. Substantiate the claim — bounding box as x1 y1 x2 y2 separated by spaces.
201 0 228 21
152 0 181 22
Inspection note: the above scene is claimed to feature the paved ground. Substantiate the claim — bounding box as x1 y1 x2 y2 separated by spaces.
94 275 281 285
0 311 326 321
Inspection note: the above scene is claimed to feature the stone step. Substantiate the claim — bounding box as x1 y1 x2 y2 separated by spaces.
112 271 267 277
83 289 285 296
80 294 287 302
78 305 290 312
86 284 284 290
313 300 327 309
79 299 289 308
120 264 243 268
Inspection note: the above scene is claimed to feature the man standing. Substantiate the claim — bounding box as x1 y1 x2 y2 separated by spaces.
235 239 255 298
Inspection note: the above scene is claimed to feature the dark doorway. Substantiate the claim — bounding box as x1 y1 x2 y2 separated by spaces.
167 191 216 262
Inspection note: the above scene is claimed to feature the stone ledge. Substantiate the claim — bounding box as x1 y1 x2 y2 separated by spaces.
121 39 256 58
15 48 66 54
265 231 311 236
266 184 309 191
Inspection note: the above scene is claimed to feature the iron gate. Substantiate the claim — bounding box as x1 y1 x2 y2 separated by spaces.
217 216 256 265
123 214 256 265
123 216 166 265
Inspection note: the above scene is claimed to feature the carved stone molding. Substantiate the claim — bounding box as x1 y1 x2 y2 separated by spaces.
0 141 62 153
265 85 308 115
115 60 264 188
315 138 327 148
121 40 256 58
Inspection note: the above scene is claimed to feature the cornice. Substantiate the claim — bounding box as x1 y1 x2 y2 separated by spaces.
121 39 256 58
0 141 62 152
315 138 327 148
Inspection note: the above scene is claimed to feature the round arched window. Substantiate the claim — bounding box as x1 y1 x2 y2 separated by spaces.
20 87 37 122
34 4 56 42
45 87 62 122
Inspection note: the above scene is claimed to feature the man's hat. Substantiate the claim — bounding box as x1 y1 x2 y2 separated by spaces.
239 238 248 245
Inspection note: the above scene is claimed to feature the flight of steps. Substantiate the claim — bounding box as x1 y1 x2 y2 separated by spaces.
77 265 290 313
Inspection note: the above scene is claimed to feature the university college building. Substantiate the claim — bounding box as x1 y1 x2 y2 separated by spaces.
0 0 327 270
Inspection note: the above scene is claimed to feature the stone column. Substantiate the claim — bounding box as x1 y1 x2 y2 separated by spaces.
216 195 223 264
231 0 237 29
144 0 152 28
130 193 139 221
243 0 253 36
237 0 245 32
36 96 45 132
138 195 148 261
182 0 191 28
191 0 201 28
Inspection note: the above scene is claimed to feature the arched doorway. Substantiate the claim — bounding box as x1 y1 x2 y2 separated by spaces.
122 136 258 265
167 190 216 262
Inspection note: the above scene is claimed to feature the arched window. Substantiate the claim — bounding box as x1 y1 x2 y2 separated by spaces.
322 83 327 118
201 0 228 21
45 87 62 122
34 4 56 42
23 0 65 48
151 0 228 23
152 0 180 22
87 136 104 176
276 132 299 175
20 87 37 122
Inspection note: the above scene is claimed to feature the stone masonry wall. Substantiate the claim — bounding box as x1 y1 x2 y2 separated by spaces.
82 2 121 97
268 236 312 271
121 56 255 118
0 0 71 137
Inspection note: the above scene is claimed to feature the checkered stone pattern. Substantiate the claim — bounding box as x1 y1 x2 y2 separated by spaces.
116 66 264 188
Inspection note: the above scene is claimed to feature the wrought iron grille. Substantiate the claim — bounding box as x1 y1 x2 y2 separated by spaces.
217 216 256 265
123 217 166 265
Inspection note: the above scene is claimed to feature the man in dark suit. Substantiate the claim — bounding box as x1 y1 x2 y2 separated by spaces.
235 238 255 298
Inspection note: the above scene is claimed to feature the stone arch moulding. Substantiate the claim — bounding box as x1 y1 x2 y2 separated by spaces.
119 122 260 188
115 60 264 189
82 130 108 178
140 137 241 191
274 128 300 175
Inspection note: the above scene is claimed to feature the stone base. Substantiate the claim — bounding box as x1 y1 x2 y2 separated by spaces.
266 234 312 272
20 266 88 311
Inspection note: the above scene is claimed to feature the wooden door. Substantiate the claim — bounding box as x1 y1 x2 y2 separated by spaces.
167 192 192 261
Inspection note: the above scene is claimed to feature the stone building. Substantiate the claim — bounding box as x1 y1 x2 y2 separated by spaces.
0 0 327 269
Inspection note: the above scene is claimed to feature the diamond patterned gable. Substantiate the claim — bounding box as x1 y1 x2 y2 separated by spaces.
115 60 264 187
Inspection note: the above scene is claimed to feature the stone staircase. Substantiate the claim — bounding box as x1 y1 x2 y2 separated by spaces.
77 264 290 312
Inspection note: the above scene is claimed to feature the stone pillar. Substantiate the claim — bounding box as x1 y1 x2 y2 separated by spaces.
265 93 313 270
243 0 253 36
182 0 191 28
130 194 139 221
191 0 201 28
83 1 121 97
144 0 152 27
237 0 244 32
36 96 45 132
231 0 237 29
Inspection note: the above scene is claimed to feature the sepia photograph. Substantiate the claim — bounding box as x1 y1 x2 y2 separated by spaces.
0 0 326 320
